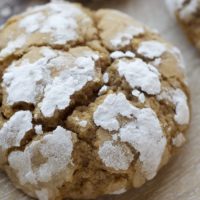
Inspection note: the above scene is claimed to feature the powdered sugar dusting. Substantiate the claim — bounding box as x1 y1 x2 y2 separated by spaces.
132 89 145 103
19 2 89 45
2 47 56 105
40 56 97 117
157 88 190 125
116 58 161 95
94 93 138 131
98 140 134 170
137 40 166 59
0 111 32 150
2 46 99 117
20 13 45 33
111 26 144 48
110 51 135 59
0 35 27 59
34 125 43 135
94 93 166 179
98 85 108 95
103 73 109 83
8 126 74 185
111 188 127 195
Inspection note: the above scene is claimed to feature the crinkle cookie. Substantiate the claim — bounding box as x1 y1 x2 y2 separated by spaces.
165 0 200 49
0 1 190 200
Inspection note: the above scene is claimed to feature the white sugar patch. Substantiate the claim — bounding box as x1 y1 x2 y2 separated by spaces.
151 58 162 67
94 93 138 131
132 89 145 103
34 125 43 135
94 93 166 179
0 111 32 150
0 35 27 59
111 26 144 48
2 48 56 105
172 133 186 147
19 2 88 45
157 88 190 125
116 58 161 95
98 85 108 95
8 126 74 185
20 12 45 33
137 40 166 59
3 46 99 117
40 56 96 117
98 140 134 170
103 72 109 83
110 51 135 59
111 188 127 195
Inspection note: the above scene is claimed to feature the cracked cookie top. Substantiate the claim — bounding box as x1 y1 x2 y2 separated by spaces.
0 1 190 200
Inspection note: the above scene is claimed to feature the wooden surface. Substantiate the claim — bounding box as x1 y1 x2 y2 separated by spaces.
0 0 200 199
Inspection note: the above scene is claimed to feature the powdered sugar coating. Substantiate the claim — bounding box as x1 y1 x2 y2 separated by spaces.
8 126 74 185
111 188 127 195
116 59 161 95
110 51 135 59
132 89 145 103
34 125 43 135
137 40 166 59
19 2 88 45
93 93 138 131
103 73 109 83
40 56 97 117
2 47 56 105
0 1 190 198
98 85 108 95
94 93 167 179
2 46 100 117
119 108 166 180
111 26 144 48
0 35 27 59
157 88 190 125
98 140 134 170
0 111 32 150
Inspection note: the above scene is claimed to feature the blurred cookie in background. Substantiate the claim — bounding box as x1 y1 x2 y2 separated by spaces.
0 0 47 25
165 0 200 50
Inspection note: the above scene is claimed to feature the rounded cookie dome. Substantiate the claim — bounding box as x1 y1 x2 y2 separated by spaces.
0 1 190 200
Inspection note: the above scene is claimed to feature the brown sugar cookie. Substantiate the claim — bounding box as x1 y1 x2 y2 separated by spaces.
165 0 200 49
0 1 190 200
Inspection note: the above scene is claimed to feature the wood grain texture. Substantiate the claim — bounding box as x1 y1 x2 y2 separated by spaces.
0 0 200 199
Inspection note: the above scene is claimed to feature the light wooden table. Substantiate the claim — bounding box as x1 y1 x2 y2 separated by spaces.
1 0 200 199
